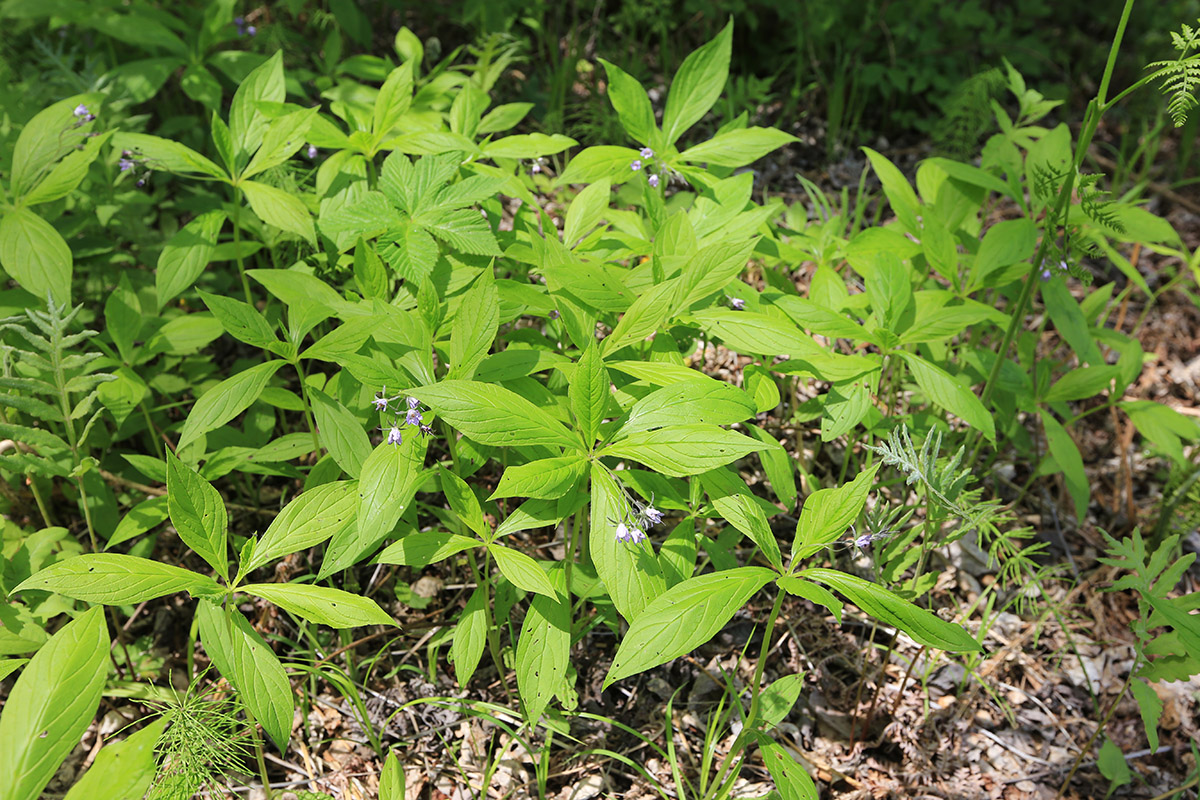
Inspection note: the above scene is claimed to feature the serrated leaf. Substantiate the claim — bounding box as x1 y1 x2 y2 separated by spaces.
801 568 981 652
195 600 292 749
0 606 108 800
166 451 229 579
14 554 220 604
178 360 283 451
604 566 774 686
246 480 358 572
241 583 394 628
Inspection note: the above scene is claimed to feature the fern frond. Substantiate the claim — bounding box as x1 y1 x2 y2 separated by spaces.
1148 22 1200 127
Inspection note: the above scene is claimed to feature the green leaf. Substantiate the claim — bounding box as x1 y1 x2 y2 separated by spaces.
23 130 111 207
378 222 438 282
242 107 318 179
777 576 842 622
604 566 774 686
448 275 499 380
111 132 226 179
200 290 279 349
792 464 878 560
516 567 570 721
439 465 488 537
1097 737 1132 791
820 383 871 443
801 568 981 652
599 59 655 145
487 543 557 597
971 219 1036 290
601 424 768 477
690 309 822 359
759 675 805 729
14 554 220 603
678 127 797 167
352 238 390 299
660 521 698 587
378 750 405 800
309 387 372 479
241 180 316 245
1121 400 1200 465
862 147 920 232
104 273 141 364
412 380 580 450
156 211 224 309
106 495 169 549
866 251 912 332
0 606 108 800
451 585 488 686
1038 409 1088 522
377 530 479 567
10 94 103 196
570 344 610 446
589 466 666 621
0 208 72 304
700 468 783 571
374 62 415 138
482 133 576 159
745 424 796 508
662 20 732 145
241 583 395 628
229 51 285 159
1043 365 1119 404
756 734 819 800
321 436 428 578
601 280 681 356
178 360 283 451
1041 278 1103 366
617 378 756 438
563 178 611 248
195 600 293 749
166 451 229 579
62 718 165 800
491 456 588 501
1130 679 1162 751
246 480 358 572
559 146 641 185
896 352 994 442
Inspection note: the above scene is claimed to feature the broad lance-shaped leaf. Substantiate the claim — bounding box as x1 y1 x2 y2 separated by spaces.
569 343 609 446
800 568 981 652
245 480 358 572
896 352 994 442
616 379 756 438
377 530 479 567
309 387 372 479
14 554 221 604
196 599 293 749
320 434 428 579
516 566 571 722
177 360 284 450
241 583 395 628
604 567 776 687
662 19 732 145
487 543 557 597
156 210 225 309
490 455 588 500
600 424 768 477
0 606 108 800
792 463 879 561
0 207 72 305
411 380 581 450
590 466 665 622
451 585 488 687
167 451 229 580
756 734 819 800
700 468 783 571
62 718 166 800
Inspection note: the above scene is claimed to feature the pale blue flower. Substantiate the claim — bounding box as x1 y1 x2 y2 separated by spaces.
305 144 318 159
385 424 403 446
643 505 663 526
640 147 654 159
648 174 659 188
630 159 642 171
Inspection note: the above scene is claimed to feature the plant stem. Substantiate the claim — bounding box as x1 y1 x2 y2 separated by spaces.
1055 663 1136 799
232 190 253 304
291 360 322 456
703 590 786 800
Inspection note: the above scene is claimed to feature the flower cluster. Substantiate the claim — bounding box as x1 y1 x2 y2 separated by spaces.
117 149 153 188
72 104 95 125
1039 259 1070 282
234 16 257 36
630 146 662 190
374 389 433 444
728 296 745 311
614 491 665 546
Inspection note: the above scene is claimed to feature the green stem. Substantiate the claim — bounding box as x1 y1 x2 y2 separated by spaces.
1055 661 1136 799
232 190 253 305
704 590 786 800
291 360 322 455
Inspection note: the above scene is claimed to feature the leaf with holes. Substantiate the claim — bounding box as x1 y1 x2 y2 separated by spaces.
14 554 220 604
516 567 570 722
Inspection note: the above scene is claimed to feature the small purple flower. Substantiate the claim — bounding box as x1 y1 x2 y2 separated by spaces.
729 297 745 311
407 396 420 411
648 174 659 188
640 147 654 159
405 407 423 427
531 157 545 175
73 104 89 119
247 25 256 35
305 144 318 159
615 522 646 544
234 15 256 36
630 160 642 172
1040 269 1053 282
136 178 146 187
643 505 663 526
118 158 135 172
418 423 434 437
385 424 403 446
373 387 391 412
549 309 560 320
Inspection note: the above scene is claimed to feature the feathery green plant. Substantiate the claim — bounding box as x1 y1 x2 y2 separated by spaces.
1148 19 1200 126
